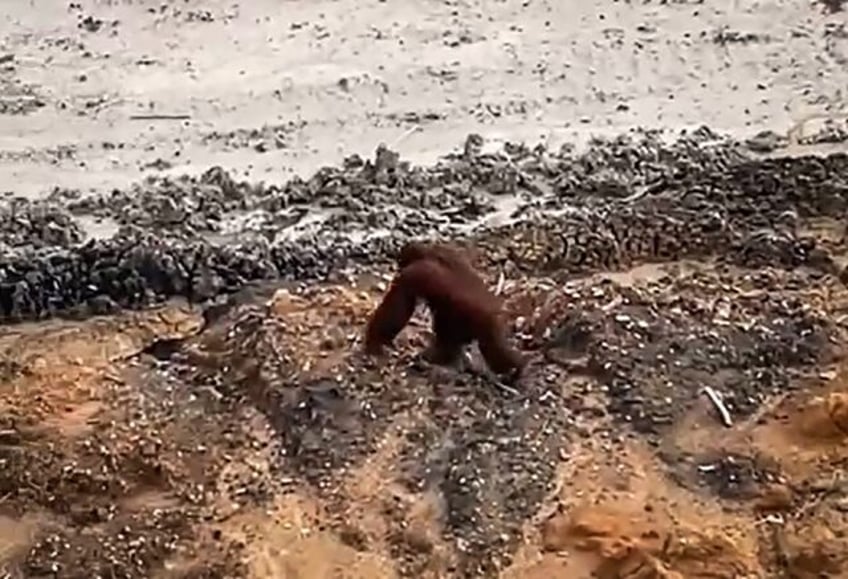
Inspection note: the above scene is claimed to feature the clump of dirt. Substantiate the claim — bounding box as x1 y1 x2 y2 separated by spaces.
819 0 846 14
675 451 784 501
0 198 83 249
541 506 758 579
797 392 848 440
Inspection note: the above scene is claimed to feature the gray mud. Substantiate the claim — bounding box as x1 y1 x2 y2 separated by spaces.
2 0 848 199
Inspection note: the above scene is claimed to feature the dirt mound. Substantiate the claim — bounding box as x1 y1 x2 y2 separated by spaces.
541 506 757 579
3 261 848 578
177 285 574 576
797 392 848 440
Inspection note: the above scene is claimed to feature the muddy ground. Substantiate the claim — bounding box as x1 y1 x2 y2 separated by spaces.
4 1 848 578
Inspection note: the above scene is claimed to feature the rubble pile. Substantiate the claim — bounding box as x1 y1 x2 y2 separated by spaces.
3 131 847 324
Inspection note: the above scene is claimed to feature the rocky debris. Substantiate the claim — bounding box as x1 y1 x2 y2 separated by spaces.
0 198 83 249
60 166 263 234
477 202 730 277
546 127 749 201
1 131 846 324
0 229 408 323
481 154 848 277
658 154 848 224
55 147 499 237
730 229 835 271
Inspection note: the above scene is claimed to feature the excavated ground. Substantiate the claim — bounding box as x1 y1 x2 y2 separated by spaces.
2 129 848 578
4 1 848 577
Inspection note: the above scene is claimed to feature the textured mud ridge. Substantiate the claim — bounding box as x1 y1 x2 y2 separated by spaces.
2 129 848 324
0 199 84 250
480 153 848 277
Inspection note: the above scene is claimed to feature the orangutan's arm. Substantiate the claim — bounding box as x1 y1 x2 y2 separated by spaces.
364 274 419 354
477 326 525 381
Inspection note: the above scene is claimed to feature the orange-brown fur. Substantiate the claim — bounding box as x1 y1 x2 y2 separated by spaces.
365 242 524 380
